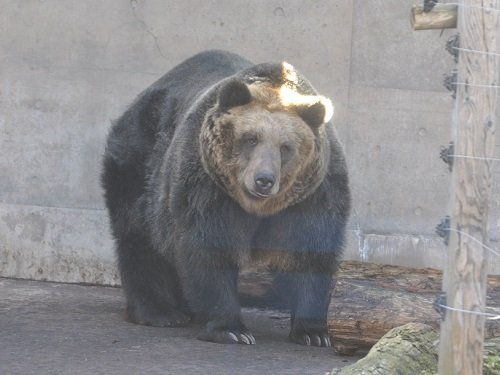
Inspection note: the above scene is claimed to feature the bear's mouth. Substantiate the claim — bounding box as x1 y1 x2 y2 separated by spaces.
245 188 272 200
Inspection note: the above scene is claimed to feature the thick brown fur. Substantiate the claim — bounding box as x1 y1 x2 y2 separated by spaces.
200 81 330 216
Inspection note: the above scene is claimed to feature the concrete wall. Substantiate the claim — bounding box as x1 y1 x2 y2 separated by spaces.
1 0 499 285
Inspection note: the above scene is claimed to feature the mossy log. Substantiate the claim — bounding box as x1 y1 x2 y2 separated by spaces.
484 337 500 375
239 261 500 354
329 324 500 375
330 323 439 375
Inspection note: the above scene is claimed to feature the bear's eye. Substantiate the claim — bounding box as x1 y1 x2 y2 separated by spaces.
280 144 293 164
243 136 258 147
280 144 292 155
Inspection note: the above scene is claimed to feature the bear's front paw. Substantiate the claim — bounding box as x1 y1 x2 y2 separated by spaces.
289 319 332 347
198 322 256 345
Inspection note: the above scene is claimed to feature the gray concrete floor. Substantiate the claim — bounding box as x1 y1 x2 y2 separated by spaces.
0 278 359 375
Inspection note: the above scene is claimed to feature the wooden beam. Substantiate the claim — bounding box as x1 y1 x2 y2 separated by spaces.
438 1 500 374
327 261 499 355
411 3 458 30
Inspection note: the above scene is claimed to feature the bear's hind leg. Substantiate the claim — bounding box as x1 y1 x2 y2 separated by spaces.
117 232 190 327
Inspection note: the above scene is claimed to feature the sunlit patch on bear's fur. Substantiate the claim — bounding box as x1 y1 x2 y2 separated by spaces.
200 73 332 217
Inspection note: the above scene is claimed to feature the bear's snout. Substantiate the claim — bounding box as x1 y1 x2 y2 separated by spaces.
254 172 276 196
243 146 281 200
246 164 280 199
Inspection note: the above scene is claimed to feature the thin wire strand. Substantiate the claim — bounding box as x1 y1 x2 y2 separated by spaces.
453 46 500 57
342 282 500 320
446 227 500 257
436 303 500 320
445 2 500 13
451 154 500 162
454 82 500 88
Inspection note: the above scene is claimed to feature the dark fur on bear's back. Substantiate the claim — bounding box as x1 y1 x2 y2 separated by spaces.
102 50 350 346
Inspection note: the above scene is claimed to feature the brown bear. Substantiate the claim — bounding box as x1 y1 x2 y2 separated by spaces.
101 50 350 346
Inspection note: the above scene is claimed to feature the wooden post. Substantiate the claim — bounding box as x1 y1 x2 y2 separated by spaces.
438 1 500 374
410 3 458 30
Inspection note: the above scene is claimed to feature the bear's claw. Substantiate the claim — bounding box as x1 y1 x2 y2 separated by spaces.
293 333 331 347
289 319 332 347
198 328 256 345
238 333 256 345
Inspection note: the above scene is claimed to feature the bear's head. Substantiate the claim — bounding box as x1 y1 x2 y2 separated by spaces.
200 62 333 216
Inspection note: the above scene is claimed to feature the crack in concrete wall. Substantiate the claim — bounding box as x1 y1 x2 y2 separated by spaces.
129 0 168 61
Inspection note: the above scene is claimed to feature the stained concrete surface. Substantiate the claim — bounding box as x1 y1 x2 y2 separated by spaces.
0 278 359 375
0 0 490 287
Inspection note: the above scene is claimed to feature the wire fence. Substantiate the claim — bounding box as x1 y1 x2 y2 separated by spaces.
343 0 500 346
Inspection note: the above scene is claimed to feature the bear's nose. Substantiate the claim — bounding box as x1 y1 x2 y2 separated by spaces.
254 172 275 195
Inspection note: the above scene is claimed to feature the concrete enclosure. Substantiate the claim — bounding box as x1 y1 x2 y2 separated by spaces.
1 0 499 284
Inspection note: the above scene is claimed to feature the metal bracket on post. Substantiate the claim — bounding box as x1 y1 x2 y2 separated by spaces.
443 70 458 99
445 33 460 63
436 216 450 245
440 142 454 172
423 0 438 12
433 293 447 321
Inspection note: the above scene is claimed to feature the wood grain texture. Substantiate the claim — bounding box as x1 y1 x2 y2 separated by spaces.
238 261 500 354
327 261 499 355
438 1 500 374
411 4 458 30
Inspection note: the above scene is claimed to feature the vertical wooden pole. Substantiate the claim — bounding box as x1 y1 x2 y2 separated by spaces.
438 1 500 374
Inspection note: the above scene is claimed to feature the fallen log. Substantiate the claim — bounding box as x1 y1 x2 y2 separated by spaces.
328 261 499 354
238 261 500 354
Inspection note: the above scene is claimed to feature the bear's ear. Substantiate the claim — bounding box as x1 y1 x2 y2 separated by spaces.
217 79 252 111
295 98 334 128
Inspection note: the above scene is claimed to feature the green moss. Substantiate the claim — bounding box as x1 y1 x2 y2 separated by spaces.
484 337 500 375
331 326 500 375
331 323 439 375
